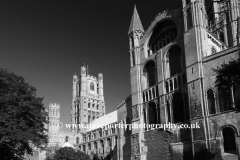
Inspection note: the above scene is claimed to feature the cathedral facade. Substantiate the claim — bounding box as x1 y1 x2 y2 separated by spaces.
47 0 240 160
127 0 240 160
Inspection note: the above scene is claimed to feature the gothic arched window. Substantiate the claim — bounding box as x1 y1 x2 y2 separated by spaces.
207 89 216 114
105 129 108 136
148 21 177 57
233 81 240 110
99 130 102 137
107 138 111 147
143 61 156 87
88 116 91 123
206 1 214 28
150 28 177 53
90 82 94 91
94 142 97 150
218 86 231 112
187 9 193 30
219 31 225 43
169 46 182 77
76 137 79 144
65 136 69 142
166 101 171 123
100 140 104 148
88 143 91 150
112 128 115 134
88 134 91 141
148 102 157 125
172 93 185 123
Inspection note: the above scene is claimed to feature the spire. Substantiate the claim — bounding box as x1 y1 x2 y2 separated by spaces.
128 5 144 35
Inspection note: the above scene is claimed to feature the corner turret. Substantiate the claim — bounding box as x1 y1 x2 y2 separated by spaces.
98 73 104 101
48 103 60 133
128 5 144 67
72 74 78 101
80 66 87 97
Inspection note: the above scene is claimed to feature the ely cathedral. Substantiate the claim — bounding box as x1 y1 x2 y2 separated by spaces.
46 0 240 160
71 66 106 133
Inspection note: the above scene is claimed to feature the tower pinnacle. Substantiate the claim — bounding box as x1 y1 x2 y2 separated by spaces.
128 5 144 35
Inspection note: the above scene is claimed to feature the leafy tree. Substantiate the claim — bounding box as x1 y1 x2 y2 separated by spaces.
214 52 240 88
0 68 48 160
75 150 91 160
46 144 60 160
53 147 91 160
92 154 101 160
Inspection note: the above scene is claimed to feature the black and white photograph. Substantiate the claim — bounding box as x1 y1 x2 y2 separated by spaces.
0 0 240 160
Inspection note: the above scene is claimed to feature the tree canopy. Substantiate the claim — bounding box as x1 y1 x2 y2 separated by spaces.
0 68 48 160
53 147 91 160
214 52 240 88
46 144 60 160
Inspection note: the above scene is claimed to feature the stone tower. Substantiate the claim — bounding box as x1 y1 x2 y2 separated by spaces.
48 103 60 146
128 6 145 160
71 66 105 133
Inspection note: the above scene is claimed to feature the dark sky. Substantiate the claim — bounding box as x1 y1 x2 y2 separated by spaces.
0 0 181 132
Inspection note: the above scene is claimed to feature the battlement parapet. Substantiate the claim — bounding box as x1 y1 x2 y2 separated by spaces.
87 75 97 80
49 103 60 109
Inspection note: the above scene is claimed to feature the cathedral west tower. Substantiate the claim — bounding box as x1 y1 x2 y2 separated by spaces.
71 66 105 133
